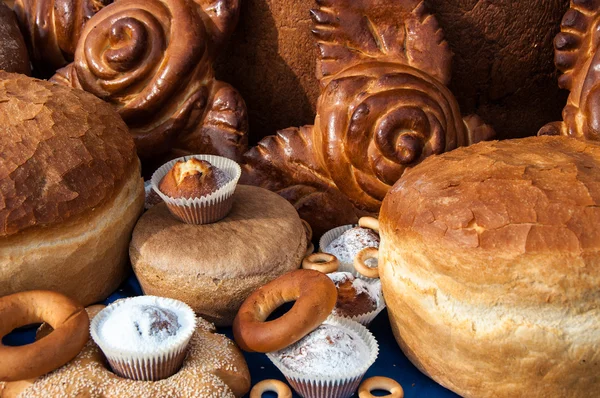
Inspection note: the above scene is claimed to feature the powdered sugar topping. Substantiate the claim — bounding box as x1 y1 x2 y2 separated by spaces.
272 324 370 377
96 296 195 354
324 227 380 268
327 272 382 305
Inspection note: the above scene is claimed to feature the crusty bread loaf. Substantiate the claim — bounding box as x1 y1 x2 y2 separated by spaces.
380 136 600 398
0 3 30 75
0 72 144 305
130 185 307 326
216 0 567 141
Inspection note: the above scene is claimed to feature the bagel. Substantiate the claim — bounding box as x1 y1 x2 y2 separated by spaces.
0 291 89 382
358 217 380 233
0 306 251 397
233 269 337 353
354 247 380 279
359 377 404 398
250 379 292 398
302 253 339 274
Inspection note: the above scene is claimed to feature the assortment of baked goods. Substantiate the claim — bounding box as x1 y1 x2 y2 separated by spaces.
0 72 144 306
380 136 600 397
1 305 251 397
2 0 600 397
241 0 495 236
130 185 308 326
49 0 249 163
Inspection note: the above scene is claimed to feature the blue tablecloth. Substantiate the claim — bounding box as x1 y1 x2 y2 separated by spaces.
3 275 459 398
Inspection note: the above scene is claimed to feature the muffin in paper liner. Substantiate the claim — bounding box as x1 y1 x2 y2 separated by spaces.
150 154 241 225
266 316 379 398
319 225 380 279
90 296 197 381
338 283 386 327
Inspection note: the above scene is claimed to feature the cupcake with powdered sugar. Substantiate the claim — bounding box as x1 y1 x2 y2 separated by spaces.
327 272 386 326
320 225 380 277
267 316 378 398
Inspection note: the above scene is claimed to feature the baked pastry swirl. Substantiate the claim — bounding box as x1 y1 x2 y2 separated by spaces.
14 0 111 76
51 0 248 161
242 0 494 234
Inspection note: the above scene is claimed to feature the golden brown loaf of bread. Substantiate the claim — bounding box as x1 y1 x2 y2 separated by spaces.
380 136 600 398
50 0 248 162
242 0 494 237
0 3 30 75
130 185 307 326
13 0 111 76
0 72 144 305
217 0 567 141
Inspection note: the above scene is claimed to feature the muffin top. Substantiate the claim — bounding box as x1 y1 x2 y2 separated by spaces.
327 272 380 317
159 159 230 199
271 323 369 377
324 227 380 266
96 297 195 353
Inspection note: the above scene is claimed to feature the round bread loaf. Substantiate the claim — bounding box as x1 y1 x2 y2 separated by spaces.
379 136 600 397
0 72 144 305
216 0 567 141
130 185 307 326
0 3 30 75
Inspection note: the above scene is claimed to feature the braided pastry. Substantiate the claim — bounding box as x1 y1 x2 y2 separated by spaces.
539 0 600 141
51 0 248 161
242 0 494 232
14 0 111 76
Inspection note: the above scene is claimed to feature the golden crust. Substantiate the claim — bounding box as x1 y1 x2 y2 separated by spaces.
0 72 137 237
380 136 600 397
0 163 144 305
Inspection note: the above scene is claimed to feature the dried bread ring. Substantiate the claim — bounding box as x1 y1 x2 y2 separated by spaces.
250 379 292 398
0 290 89 381
233 269 337 353
358 217 380 233
354 247 380 278
359 377 404 398
302 253 339 274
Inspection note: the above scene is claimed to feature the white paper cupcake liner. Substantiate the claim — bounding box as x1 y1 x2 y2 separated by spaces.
341 284 386 327
267 316 379 398
319 224 380 279
150 154 241 224
90 296 197 381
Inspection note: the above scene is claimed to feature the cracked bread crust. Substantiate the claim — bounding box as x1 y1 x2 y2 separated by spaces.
0 72 137 237
379 135 600 397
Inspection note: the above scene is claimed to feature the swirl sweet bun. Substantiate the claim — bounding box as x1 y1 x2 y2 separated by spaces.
50 0 248 161
0 3 30 75
380 136 600 397
0 72 144 305
13 0 110 76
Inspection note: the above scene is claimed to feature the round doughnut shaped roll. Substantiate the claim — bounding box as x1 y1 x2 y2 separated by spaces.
0 72 144 305
130 185 308 326
232 269 337 353
380 136 600 398
0 291 89 381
